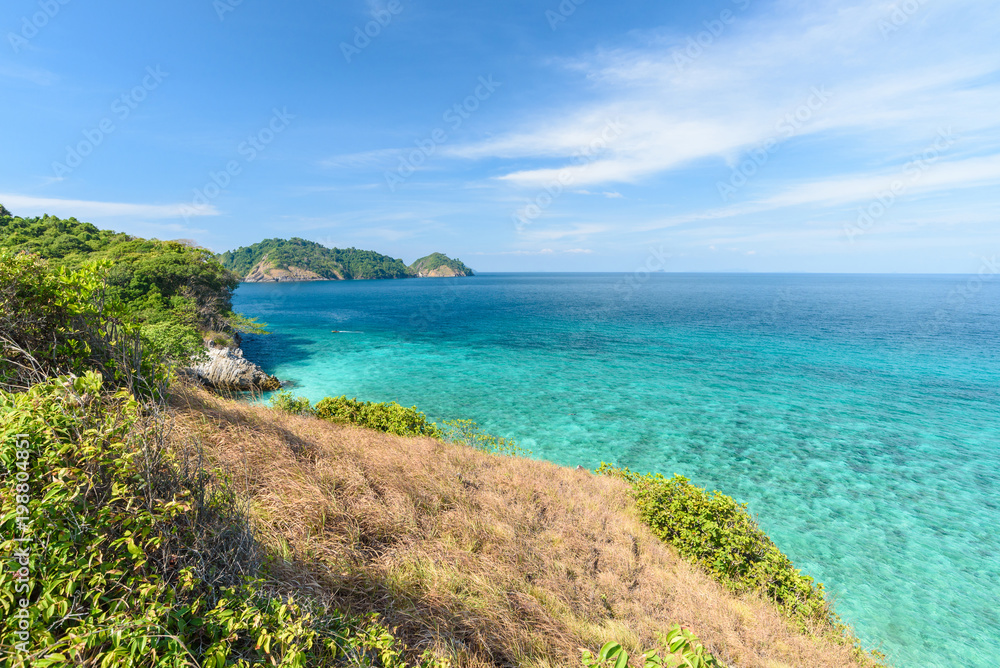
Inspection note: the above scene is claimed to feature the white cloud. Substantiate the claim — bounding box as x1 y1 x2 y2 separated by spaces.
519 223 609 242
444 0 1000 192
474 247 594 256
0 194 218 219
634 152 1000 232
321 148 401 169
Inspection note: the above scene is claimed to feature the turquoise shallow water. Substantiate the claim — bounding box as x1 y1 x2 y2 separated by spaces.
234 273 1000 667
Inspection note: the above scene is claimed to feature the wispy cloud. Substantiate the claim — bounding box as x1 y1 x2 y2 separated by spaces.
634 152 1000 232
444 0 1000 192
474 248 593 255
321 148 402 169
0 61 58 86
0 194 218 219
519 223 609 242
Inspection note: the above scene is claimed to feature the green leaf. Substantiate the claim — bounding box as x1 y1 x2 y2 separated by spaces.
598 642 622 662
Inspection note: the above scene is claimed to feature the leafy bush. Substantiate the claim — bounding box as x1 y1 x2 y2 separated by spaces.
440 419 528 457
0 250 157 394
582 625 724 668
270 390 314 415
597 466 829 625
314 396 442 438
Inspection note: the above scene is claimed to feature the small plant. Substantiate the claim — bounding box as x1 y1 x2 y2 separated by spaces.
582 625 724 668
209 333 231 347
440 419 530 457
581 641 629 668
270 390 314 415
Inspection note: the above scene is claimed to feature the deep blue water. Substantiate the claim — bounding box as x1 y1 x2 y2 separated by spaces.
233 273 1000 667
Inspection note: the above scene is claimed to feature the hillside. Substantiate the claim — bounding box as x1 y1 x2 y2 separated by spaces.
409 252 474 277
218 238 411 282
0 205 267 368
159 383 872 667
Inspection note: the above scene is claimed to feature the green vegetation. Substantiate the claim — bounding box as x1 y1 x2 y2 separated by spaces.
269 390 316 416
331 247 411 280
582 626 724 668
0 250 153 394
218 238 411 281
314 396 442 438
597 466 828 623
270 391 443 438
269 393 526 455
0 207 264 365
597 466 888 666
438 418 528 457
408 252 473 277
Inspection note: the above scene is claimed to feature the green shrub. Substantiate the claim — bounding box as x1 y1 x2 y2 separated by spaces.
141 319 207 365
314 396 442 438
597 465 829 625
582 625 724 668
270 390 314 415
0 250 159 395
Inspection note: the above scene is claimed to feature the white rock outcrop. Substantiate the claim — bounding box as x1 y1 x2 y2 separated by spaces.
187 346 280 392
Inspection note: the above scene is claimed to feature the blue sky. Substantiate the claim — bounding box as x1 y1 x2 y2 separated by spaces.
2 0 998 272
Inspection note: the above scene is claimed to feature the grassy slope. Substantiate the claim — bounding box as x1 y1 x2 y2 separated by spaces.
171 383 869 668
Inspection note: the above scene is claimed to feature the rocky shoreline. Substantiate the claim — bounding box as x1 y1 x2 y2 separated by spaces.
186 345 281 392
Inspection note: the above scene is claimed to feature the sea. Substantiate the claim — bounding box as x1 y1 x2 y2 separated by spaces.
233 273 1000 667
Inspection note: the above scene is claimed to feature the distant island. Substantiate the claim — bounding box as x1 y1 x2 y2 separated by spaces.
218 237 473 282
409 251 474 278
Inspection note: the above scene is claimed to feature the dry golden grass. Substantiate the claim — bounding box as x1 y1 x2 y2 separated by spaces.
169 383 867 668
